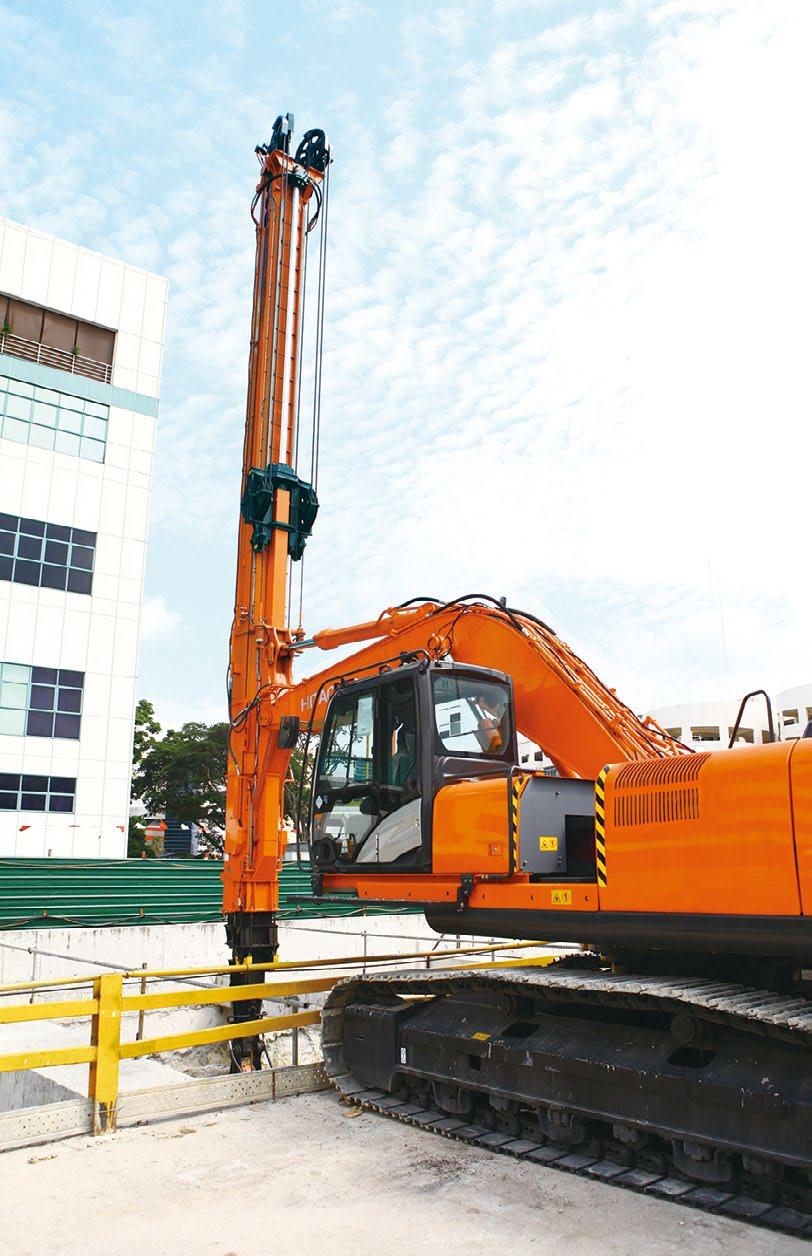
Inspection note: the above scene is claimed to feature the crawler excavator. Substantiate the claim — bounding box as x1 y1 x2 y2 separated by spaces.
223 115 812 1232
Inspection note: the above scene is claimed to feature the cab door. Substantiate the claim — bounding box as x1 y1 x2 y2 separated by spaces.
311 673 424 869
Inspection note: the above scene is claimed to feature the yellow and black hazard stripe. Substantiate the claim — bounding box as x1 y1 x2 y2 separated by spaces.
594 765 610 888
509 772 528 873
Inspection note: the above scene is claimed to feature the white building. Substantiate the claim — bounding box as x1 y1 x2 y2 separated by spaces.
649 698 773 750
0 218 167 857
650 683 812 751
774 684 812 741
517 684 812 767
517 734 555 772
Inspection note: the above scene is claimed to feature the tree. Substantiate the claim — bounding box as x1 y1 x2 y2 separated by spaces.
127 700 163 858
284 740 315 830
133 698 161 765
127 815 158 859
132 719 230 856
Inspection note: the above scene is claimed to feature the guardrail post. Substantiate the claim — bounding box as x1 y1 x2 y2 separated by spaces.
136 962 147 1041
29 944 39 1005
291 997 299 1066
89 973 123 1134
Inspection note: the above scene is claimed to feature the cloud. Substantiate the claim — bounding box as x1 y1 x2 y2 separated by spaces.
2 0 811 719
146 694 226 731
141 595 181 642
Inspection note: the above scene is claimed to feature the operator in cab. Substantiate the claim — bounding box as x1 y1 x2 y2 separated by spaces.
473 688 510 754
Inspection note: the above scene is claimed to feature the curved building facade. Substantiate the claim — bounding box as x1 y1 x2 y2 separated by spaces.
517 684 812 770
650 684 812 751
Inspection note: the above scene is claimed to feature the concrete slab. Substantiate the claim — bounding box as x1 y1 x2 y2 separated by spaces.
1 1089 798 1256
0 917 552 986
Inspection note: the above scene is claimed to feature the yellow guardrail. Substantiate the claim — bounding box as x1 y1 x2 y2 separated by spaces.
0 942 555 1136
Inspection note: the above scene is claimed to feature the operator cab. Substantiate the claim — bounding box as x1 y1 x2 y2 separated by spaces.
309 660 516 872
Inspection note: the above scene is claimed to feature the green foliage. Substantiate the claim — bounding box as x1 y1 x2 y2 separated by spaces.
129 700 310 858
132 716 230 856
128 702 163 857
133 699 161 766
126 815 158 859
284 742 312 826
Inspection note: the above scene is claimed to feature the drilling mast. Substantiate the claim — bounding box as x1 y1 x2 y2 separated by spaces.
223 114 330 981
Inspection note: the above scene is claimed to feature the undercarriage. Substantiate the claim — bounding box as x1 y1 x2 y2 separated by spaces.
322 962 812 1235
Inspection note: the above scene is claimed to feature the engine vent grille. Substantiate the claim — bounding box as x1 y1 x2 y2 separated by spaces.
612 753 709 828
612 753 709 790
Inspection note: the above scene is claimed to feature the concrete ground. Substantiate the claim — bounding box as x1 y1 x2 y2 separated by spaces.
3 1090 802 1256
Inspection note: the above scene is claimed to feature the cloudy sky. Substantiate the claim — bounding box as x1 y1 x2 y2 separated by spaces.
2 0 810 729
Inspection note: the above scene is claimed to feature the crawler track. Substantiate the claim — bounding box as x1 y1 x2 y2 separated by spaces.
322 965 812 1238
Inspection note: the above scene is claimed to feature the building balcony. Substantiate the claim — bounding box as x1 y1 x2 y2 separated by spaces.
0 330 111 385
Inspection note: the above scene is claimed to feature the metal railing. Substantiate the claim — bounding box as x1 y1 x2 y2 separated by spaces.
0 331 112 384
0 942 554 1139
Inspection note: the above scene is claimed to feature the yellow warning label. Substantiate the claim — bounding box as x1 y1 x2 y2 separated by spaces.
538 835 558 851
471 1032 490 1041
551 889 572 906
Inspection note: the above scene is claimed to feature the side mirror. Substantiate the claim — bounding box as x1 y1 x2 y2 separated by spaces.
278 715 300 748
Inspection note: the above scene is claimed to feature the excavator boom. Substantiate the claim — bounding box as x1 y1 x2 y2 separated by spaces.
291 596 686 773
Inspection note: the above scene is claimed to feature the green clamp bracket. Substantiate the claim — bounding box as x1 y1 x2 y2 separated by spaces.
240 463 319 560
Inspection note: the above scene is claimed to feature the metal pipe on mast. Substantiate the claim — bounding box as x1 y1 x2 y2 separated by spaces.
223 116 330 982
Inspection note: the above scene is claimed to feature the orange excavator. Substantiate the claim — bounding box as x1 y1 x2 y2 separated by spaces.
223 116 811 1228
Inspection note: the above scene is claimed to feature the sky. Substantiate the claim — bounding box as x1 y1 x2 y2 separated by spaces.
1 0 810 730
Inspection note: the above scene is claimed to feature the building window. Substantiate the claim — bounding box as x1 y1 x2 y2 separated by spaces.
0 374 108 462
690 725 720 742
728 726 754 744
534 750 544 761
0 773 76 812
0 662 84 739
782 709 800 726
521 754 529 764
665 727 681 739
0 293 114 384
0 513 96 594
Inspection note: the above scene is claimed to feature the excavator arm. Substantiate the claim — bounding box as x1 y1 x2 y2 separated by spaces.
286 596 686 775
223 595 687 936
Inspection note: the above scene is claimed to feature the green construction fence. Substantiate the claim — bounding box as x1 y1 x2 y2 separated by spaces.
0 858 417 930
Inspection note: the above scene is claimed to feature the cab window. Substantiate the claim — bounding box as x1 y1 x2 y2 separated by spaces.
432 675 512 758
320 691 375 789
313 690 377 859
312 677 422 866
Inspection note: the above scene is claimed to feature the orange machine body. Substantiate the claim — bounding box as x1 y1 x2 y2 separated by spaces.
600 741 807 917
225 591 812 960
308 687 810 962
431 775 511 877
319 742 808 921
789 739 812 915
